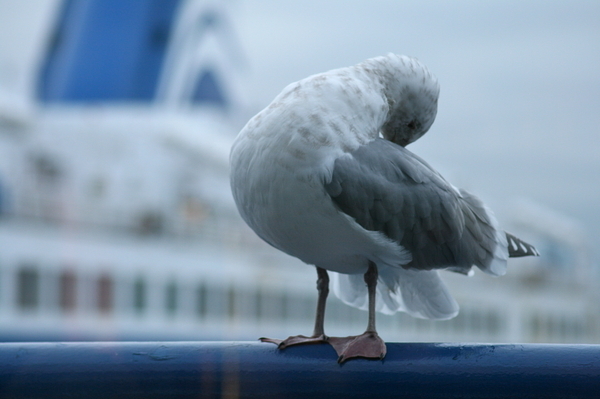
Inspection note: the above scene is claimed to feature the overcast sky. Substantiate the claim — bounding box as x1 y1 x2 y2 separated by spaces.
233 0 600 257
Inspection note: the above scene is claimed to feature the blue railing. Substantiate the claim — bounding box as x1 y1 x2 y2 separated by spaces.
1 341 599 398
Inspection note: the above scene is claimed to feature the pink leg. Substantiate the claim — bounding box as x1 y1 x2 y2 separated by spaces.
328 262 387 363
260 267 329 348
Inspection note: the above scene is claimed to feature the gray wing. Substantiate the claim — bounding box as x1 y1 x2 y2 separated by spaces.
324 138 501 274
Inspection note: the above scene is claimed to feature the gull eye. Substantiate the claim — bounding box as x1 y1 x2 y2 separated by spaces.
407 120 417 130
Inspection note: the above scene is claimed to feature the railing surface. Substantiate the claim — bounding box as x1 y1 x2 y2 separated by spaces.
0 341 599 398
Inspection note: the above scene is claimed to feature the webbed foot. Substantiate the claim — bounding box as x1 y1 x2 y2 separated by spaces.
328 331 386 363
260 334 328 349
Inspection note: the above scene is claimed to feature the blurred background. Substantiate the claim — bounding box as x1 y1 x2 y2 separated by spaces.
0 0 598 343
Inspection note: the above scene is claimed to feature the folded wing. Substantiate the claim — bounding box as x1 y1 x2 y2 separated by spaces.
325 138 509 276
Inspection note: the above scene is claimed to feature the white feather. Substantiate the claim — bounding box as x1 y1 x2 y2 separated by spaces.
332 267 459 320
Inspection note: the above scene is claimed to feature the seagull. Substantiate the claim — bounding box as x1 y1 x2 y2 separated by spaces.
229 54 538 363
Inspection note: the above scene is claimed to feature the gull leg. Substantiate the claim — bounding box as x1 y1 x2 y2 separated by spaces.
260 267 329 348
328 262 387 363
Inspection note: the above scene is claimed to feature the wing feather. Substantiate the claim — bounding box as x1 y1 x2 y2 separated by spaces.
324 138 504 274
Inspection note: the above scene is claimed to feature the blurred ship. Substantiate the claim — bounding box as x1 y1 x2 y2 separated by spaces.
0 0 597 343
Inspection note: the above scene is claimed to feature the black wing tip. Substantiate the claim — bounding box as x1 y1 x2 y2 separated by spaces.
505 232 540 258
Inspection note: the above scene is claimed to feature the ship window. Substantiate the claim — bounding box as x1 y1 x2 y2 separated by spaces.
17 266 39 310
30 153 62 183
97 274 113 313
165 281 177 315
254 288 262 320
280 292 288 320
59 270 77 312
0 178 7 216
137 211 165 236
192 69 228 109
196 283 207 318
133 277 146 313
227 286 236 319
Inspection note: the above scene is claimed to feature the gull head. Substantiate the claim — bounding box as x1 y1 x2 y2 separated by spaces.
365 54 440 147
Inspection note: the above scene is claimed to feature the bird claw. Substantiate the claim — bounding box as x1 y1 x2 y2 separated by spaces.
260 334 329 349
328 331 387 363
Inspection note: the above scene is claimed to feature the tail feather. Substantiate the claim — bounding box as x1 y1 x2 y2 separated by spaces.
505 232 539 257
331 267 459 320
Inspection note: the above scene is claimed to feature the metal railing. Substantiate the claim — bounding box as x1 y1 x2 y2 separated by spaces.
1 341 599 398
